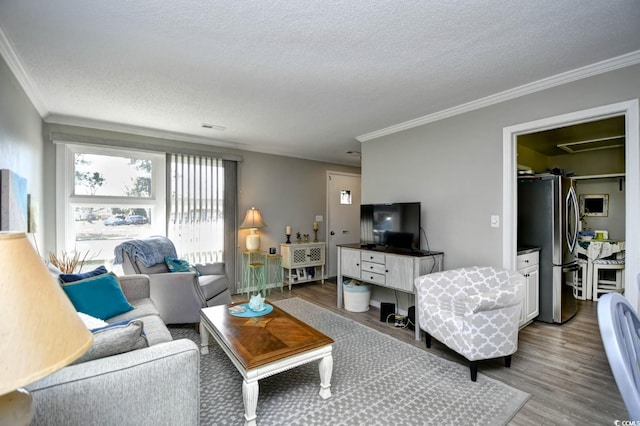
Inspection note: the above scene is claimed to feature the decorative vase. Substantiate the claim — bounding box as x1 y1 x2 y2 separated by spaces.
248 294 266 311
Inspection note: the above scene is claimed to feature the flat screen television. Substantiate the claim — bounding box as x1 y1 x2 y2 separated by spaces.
360 202 421 251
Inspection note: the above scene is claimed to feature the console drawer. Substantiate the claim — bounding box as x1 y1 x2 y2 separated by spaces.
361 261 386 275
361 271 385 285
361 252 385 264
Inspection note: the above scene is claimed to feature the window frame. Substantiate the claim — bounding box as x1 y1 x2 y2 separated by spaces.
55 143 166 253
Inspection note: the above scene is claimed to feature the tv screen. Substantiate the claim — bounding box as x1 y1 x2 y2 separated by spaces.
360 202 421 250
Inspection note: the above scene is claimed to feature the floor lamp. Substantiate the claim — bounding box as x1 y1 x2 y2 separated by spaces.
0 232 93 424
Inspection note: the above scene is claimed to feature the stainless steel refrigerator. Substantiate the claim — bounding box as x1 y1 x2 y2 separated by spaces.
518 174 579 323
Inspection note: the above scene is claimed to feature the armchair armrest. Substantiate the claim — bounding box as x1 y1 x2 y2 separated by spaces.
195 262 226 276
117 274 151 301
146 272 204 324
464 287 523 314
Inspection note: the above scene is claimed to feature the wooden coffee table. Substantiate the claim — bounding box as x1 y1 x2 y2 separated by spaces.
200 303 334 426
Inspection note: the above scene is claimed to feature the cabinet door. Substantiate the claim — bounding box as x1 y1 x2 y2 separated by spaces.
385 255 414 292
340 248 361 279
290 246 310 267
307 244 325 266
525 265 540 322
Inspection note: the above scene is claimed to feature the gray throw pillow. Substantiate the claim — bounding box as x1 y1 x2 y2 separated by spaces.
72 319 148 365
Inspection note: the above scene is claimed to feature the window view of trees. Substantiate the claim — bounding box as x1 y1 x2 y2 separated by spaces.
68 150 163 267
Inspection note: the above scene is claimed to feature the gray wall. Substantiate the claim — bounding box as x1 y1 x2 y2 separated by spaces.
0 53 44 248
41 122 359 290
361 63 640 308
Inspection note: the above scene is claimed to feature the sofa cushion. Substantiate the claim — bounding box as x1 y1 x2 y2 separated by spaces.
71 319 148 365
62 273 134 320
199 274 231 300
135 314 173 346
59 265 108 283
109 298 160 322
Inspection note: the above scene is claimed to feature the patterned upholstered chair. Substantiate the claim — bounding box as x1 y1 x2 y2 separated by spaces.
414 266 525 381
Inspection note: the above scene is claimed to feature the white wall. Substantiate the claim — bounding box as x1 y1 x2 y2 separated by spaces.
361 64 640 310
0 53 44 248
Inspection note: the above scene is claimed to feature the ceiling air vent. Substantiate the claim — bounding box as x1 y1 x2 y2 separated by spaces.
557 135 625 154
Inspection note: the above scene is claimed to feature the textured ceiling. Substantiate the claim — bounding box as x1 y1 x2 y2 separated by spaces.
0 1 639 166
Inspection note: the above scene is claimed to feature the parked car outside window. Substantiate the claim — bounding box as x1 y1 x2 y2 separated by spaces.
103 216 126 226
125 215 149 225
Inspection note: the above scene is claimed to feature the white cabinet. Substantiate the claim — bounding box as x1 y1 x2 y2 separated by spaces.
337 244 444 341
516 251 540 327
281 242 325 290
340 248 362 279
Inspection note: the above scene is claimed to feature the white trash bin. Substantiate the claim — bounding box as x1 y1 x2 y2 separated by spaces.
343 282 371 312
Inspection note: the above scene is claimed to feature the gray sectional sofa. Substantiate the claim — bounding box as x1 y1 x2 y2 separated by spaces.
27 274 201 425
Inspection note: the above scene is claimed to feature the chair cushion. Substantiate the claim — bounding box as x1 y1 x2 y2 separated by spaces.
62 273 134 320
199 274 231 300
59 265 109 283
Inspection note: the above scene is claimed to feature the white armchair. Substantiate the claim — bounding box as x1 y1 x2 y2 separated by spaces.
414 266 525 381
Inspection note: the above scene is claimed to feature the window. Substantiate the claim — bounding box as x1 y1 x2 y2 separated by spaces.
57 145 166 267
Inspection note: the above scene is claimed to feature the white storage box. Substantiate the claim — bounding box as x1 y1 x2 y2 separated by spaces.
343 282 371 312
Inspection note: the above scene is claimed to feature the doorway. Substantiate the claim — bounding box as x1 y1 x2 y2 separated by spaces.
503 100 639 309
326 171 361 277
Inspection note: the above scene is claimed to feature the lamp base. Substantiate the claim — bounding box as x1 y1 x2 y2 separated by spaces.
0 389 33 426
246 230 260 251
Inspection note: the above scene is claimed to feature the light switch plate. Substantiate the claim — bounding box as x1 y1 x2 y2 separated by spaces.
315 215 323 222
490 215 500 228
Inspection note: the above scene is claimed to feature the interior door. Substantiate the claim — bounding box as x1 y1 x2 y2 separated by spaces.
327 172 361 278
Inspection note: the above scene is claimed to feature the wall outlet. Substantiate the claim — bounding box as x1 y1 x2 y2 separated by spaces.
315 215 323 222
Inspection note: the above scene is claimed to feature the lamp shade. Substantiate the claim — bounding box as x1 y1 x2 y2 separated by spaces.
239 207 265 229
0 232 93 396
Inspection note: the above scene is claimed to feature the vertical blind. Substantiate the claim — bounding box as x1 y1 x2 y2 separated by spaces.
166 154 224 260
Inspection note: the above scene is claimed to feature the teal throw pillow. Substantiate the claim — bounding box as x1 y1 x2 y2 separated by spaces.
59 265 108 283
62 272 134 320
165 257 200 276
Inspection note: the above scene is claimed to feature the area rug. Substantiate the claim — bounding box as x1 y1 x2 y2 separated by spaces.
170 298 530 425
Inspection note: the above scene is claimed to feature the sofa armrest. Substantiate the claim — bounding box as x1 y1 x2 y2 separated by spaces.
195 262 226 276
27 339 199 426
117 274 151 301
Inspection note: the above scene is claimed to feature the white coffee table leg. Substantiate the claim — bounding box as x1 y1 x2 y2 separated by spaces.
318 354 333 399
242 379 259 426
199 322 209 355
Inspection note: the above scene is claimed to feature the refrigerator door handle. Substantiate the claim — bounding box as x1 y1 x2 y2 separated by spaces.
566 186 579 253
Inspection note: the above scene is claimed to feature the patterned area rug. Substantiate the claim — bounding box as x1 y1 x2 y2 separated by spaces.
170 298 530 425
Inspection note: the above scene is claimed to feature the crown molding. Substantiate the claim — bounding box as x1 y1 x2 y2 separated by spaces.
44 114 247 150
0 26 48 117
357 50 640 142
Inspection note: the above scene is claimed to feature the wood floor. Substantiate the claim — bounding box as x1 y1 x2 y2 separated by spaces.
233 281 628 425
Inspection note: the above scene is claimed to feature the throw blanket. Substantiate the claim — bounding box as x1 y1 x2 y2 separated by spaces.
113 236 178 267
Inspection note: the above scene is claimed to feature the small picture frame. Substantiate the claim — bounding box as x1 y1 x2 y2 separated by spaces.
296 268 307 280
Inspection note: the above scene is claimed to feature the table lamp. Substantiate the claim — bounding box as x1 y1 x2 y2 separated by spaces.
240 207 266 251
0 232 93 424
